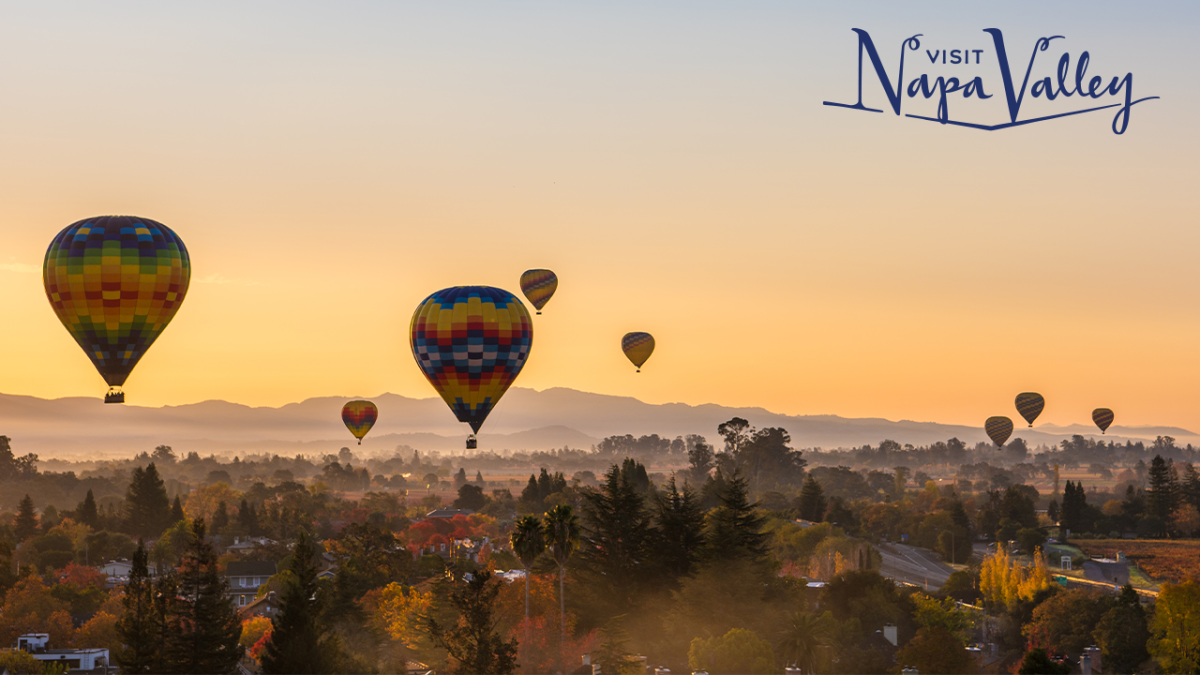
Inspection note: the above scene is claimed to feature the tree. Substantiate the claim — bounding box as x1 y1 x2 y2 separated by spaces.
705 471 769 563
1017 648 1070 675
325 522 413 622
797 474 826 522
169 496 185 526
211 501 230 534
115 541 158 673
125 463 170 539
428 570 518 675
575 462 656 624
261 531 345 674
77 489 100 530
161 519 244 674
1147 454 1179 526
653 477 706 581
236 498 257 535
1149 579 1200 674
152 445 177 463
14 494 38 541
896 625 978 674
1093 585 1149 675
509 515 545 637
592 616 640 675
777 611 831 672
1022 588 1112 656
688 627 775 675
543 504 580 650
454 484 487 511
685 435 715 486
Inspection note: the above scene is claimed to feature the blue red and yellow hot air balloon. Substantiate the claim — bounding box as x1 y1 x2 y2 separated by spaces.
43 216 190 403
621 332 655 372
985 416 1013 448
342 400 378 445
410 286 533 448
1015 392 1045 427
519 269 558 315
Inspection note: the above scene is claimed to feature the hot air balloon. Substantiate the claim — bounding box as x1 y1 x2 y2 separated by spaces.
1015 392 1045 427
519 269 558 315
621 332 654 372
1093 408 1114 434
342 400 378 445
410 286 532 448
43 216 190 403
985 416 1013 448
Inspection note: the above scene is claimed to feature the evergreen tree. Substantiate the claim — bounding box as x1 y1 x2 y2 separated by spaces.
211 501 230 534
126 463 171 539
454 467 468 488
796 475 826 522
520 474 542 510
237 499 258 536
705 471 769 562
169 496 186 526
428 570 518 675
475 470 485 485
77 489 100 530
1094 585 1150 675
576 463 657 620
162 519 243 674
1146 454 1178 522
653 476 706 581
115 541 157 673
14 494 38 541
261 531 344 674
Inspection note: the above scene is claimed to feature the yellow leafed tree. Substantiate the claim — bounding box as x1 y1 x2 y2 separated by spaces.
980 547 1052 613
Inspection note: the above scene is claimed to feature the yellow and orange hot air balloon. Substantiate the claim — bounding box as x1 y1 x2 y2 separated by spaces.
342 400 378 445
410 286 533 447
43 216 190 403
621 332 655 372
519 269 558 315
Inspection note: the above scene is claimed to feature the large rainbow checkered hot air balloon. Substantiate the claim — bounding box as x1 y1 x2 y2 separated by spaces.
409 286 533 447
342 400 378 445
43 216 190 404
519 269 558 314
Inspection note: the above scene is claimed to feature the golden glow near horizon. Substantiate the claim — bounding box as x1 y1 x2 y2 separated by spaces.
2 2 1199 432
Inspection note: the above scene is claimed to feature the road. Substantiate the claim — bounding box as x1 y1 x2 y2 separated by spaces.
877 543 955 590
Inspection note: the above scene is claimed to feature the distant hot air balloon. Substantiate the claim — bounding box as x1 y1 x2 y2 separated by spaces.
342 400 378 445
410 286 532 448
621 332 655 372
1015 392 1045 427
1093 408 1114 434
519 269 558 315
985 416 1013 448
43 216 190 404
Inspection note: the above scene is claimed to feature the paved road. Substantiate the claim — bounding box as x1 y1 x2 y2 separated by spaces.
877 543 955 590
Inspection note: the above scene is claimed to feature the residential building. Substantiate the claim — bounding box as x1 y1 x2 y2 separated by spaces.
225 560 277 607
13 634 109 671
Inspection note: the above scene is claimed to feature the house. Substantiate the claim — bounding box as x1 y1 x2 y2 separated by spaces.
14 634 109 671
238 591 281 621
226 536 277 555
425 508 475 519
225 560 278 607
98 560 133 577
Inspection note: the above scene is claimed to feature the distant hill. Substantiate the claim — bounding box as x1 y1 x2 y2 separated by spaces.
1 388 1194 459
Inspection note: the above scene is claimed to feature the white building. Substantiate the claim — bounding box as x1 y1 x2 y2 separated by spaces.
14 634 109 671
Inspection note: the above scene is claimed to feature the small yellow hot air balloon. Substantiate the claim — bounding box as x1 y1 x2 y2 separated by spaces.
621 332 655 372
342 400 378 445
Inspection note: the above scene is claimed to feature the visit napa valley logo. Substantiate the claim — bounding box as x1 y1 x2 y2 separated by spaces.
823 28 1158 134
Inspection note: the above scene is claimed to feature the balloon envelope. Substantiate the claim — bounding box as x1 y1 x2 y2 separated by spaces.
43 215 190 393
342 400 378 444
1015 392 1045 427
621 332 655 371
519 269 558 313
410 286 533 433
985 416 1013 448
1093 408 1114 434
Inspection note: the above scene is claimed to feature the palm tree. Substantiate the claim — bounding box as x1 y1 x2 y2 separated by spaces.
542 504 580 651
509 515 545 642
778 610 832 674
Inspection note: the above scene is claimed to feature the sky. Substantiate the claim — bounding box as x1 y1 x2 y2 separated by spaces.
2 1 1199 433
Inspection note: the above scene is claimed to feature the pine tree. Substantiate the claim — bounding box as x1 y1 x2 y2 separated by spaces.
475 470 485 484
797 474 827 522
261 531 343 674
115 541 158 673
14 494 38 541
77 489 100 529
237 499 258 536
705 471 769 562
653 476 706 581
576 463 656 619
162 519 243 674
212 501 230 534
126 463 171 539
169 496 185 526
1146 454 1178 522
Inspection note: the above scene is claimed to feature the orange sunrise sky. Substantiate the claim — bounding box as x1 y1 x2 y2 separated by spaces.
2 1 1198 433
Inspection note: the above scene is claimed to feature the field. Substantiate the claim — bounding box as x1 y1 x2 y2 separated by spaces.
1072 539 1200 585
